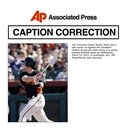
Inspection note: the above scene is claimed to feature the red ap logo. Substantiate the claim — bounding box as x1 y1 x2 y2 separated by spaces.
31 11 47 23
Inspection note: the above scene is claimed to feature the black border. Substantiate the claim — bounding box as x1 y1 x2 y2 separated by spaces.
8 25 119 40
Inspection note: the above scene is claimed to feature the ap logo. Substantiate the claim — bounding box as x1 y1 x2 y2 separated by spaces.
31 11 47 23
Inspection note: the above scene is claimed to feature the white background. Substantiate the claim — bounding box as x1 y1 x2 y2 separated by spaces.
0 0 127 130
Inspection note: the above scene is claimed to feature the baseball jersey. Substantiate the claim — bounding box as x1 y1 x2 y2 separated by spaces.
19 70 44 99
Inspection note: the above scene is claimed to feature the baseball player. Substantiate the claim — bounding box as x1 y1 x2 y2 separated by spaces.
18 57 53 122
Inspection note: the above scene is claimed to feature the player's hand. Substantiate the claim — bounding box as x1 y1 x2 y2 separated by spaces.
33 73 42 84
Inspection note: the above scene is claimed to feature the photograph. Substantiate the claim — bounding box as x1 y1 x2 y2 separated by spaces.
8 43 68 122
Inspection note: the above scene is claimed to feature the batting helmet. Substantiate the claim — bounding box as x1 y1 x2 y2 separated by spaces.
24 57 36 69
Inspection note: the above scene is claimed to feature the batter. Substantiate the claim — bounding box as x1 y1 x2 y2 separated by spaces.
18 57 53 122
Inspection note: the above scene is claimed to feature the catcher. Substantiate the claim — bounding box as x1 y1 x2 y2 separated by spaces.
18 57 53 122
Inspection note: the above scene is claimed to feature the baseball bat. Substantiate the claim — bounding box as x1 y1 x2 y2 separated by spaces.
34 48 64 84
42 48 64 74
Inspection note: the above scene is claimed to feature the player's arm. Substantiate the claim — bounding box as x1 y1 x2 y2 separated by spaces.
22 73 42 84
22 75 34 83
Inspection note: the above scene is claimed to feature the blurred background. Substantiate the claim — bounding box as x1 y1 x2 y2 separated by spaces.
8 43 68 122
